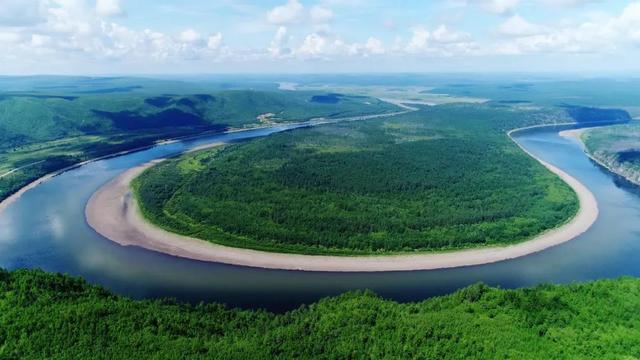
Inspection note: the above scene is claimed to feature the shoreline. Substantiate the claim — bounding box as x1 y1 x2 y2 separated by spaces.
559 127 640 187
85 123 599 272
0 127 235 215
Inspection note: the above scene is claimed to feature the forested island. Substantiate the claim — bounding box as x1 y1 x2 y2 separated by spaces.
1 269 639 359
133 104 583 255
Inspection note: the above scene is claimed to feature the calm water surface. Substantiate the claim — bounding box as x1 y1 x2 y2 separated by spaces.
1 124 639 312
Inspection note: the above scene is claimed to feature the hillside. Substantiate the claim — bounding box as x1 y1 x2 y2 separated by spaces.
0 90 396 150
0 269 638 359
0 82 397 203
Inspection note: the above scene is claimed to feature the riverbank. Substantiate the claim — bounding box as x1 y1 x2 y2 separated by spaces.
560 127 640 187
0 105 410 217
85 124 599 272
0 128 227 215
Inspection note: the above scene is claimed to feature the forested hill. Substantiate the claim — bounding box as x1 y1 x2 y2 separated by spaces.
0 87 396 204
1 269 639 359
0 90 396 151
562 105 631 124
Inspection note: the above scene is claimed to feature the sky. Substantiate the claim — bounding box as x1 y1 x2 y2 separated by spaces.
0 0 639 74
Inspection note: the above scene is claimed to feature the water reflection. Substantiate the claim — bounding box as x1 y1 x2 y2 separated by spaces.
0 126 639 312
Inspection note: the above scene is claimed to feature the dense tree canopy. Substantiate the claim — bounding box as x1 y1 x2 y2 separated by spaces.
0 88 395 203
1 269 639 359
134 104 579 254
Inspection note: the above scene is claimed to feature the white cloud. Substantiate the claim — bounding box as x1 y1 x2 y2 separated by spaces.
266 0 304 25
293 31 386 59
297 33 328 57
406 25 475 56
432 25 471 43
207 33 223 50
406 27 431 53
179 29 202 43
310 6 334 23
483 0 520 15
495 1 640 55
0 0 237 71
535 0 600 8
498 15 544 36
30 34 51 47
268 26 290 57
96 0 124 17
0 0 47 26
0 32 23 43
1 0 639 73
364 37 384 55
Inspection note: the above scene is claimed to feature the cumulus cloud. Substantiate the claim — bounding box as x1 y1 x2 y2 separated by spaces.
0 0 47 26
310 6 334 23
406 25 475 56
432 25 471 43
266 0 304 25
494 2 640 55
482 0 520 15
96 0 124 17
179 29 202 43
498 15 544 36
293 31 387 59
535 0 600 8
364 37 384 55
268 26 290 57
207 33 223 50
0 0 228 68
1 0 640 72
296 33 328 57
406 27 430 53
0 32 23 43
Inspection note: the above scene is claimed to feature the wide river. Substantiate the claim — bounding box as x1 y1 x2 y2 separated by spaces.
1 124 639 312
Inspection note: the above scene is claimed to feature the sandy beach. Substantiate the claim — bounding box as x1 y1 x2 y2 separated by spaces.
85 126 599 272
558 128 585 142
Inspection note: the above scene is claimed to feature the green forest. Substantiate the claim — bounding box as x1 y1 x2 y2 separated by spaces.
1 269 639 359
0 79 397 203
133 104 580 254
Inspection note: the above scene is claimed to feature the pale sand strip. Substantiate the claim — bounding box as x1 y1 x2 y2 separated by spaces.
85 125 599 272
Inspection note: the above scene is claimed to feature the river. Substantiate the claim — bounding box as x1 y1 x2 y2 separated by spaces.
1 124 639 312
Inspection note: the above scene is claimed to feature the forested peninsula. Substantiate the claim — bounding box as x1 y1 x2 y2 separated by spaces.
132 104 581 255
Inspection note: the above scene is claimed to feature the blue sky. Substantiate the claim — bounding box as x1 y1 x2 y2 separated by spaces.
0 0 639 74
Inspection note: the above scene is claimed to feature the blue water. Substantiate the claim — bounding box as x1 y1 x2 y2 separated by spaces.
1 125 639 312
